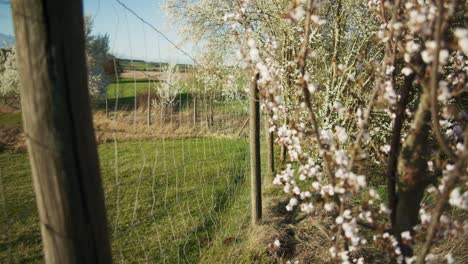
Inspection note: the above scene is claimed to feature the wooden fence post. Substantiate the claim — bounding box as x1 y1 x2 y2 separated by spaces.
11 0 113 263
106 91 110 119
133 76 137 129
250 72 262 224
266 114 275 179
147 80 151 127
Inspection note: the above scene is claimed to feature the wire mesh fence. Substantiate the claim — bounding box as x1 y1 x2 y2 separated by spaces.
92 91 250 138
0 85 269 262
0 2 267 262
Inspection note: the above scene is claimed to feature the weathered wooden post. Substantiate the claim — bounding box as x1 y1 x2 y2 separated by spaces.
147 80 151 127
11 0 113 263
105 89 109 119
266 113 275 179
250 72 261 224
133 74 137 129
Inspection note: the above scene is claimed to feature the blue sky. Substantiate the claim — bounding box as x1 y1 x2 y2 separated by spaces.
0 0 194 64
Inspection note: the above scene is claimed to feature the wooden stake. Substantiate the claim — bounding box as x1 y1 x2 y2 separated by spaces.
249 72 261 224
11 0 113 262
266 115 275 179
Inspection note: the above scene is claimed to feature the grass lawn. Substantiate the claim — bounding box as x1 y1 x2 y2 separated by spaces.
106 80 160 101
104 80 247 116
105 80 192 101
0 137 252 263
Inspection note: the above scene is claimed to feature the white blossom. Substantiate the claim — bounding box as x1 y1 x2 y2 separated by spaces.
446 253 454 264
401 231 411 240
274 239 281 248
425 254 437 264
324 203 334 212
402 67 413 76
449 188 468 210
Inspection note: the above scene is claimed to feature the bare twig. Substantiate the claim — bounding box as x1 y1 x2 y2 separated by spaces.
416 143 467 263
428 0 457 162
297 0 334 184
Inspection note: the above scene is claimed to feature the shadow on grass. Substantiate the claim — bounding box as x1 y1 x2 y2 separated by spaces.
177 150 249 263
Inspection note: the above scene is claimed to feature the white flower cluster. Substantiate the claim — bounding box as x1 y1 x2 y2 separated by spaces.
419 208 431 225
454 28 468 55
277 125 303 162
298 158 321 181
449 187 468 210
273 164 294 186
406 2 436 36
0 46 20 98
290 2 306 22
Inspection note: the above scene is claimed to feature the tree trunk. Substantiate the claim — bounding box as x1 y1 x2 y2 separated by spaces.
250 73 262 225
387 73 415 227
209 101 214 128
395 90 432 257
11 0 113 263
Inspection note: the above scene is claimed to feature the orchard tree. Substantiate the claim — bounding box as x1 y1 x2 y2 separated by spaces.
194 46 232 127
84 16 111 100
0 17 112 105
228 0 467 263
153 63 182 123
0 45 20 105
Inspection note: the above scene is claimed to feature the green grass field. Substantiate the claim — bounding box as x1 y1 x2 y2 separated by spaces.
0 137 252 263
106 80 160 100
105 80 192 100
103 80 247 116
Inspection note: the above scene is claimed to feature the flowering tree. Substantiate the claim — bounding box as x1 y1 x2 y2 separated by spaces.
192 46 248 127
224 0 467 263
86 51 110 99
152 63 182 123
0 45 20 105
166 0 467 260
164 0 252 115
84 16 111 100
0 17 111 104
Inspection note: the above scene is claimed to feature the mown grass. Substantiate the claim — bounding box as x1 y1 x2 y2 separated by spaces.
103 80 247 117
106 80 160 101
0 137 252 263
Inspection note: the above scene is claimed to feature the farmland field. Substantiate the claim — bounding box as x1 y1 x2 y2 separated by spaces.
106 79 160 100
105 79 194 100
0 137 252 263
119 60 193 73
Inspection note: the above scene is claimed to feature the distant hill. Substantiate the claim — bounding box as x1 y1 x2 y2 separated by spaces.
0 33 14 48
